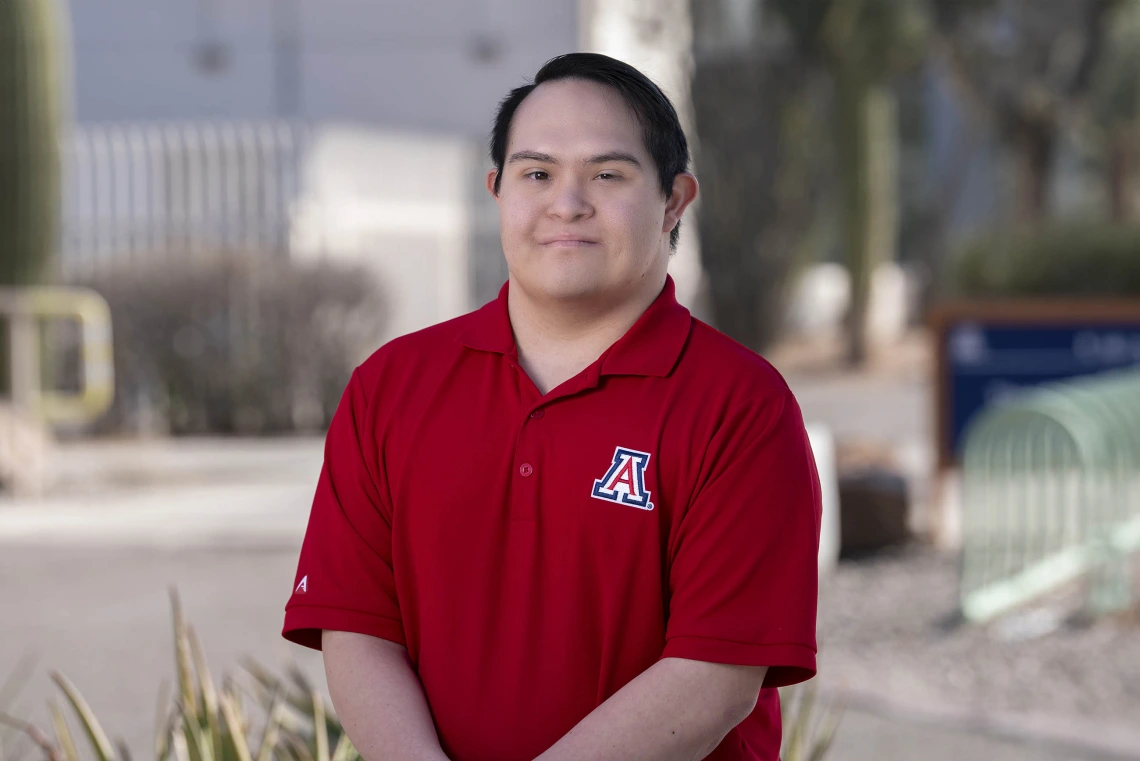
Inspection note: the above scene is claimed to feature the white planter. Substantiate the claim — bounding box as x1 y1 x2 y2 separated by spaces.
806 422 841 576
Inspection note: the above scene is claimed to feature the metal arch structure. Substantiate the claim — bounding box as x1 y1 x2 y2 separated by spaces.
959 367 1140 622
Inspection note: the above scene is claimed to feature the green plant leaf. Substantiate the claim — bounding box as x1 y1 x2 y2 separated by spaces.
311 693 328 761
254 701 284 761
236 661 278 707
282 732 314 761
172 731 191 761
170 590 199 723
155 708 179 761
188 629 222 761
808 698 845 761
155 679 174 761
50 672 117 761
179 710 206 761
286 669 314 705
47 700 79 761
329 732 356 761
218 695 252 761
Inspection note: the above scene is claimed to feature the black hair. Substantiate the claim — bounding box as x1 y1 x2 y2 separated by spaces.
489 52 690 250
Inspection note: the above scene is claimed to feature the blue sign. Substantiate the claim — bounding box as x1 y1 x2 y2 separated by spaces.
944 321 1140 459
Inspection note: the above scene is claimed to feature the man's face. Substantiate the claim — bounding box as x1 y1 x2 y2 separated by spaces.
489 79 681 306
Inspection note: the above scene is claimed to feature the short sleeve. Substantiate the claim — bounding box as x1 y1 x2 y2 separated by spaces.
282 369 405 650
662 386 822 688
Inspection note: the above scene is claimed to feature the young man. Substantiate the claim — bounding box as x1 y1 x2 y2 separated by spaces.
283 53 822 761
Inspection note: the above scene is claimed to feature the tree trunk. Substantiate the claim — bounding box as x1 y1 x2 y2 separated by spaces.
579 0 707 316
1014 119 1054 225
1108 127 1135 223
834 69 897 366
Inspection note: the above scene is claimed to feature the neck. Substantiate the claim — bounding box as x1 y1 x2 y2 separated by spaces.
508 276 666 395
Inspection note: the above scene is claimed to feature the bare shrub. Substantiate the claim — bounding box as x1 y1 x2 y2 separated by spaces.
71 253 387 436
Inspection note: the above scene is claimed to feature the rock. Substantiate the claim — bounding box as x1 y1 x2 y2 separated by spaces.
0 402 51 497
838 467 910 556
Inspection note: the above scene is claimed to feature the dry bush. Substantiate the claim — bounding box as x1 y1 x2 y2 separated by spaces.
70 253 387 436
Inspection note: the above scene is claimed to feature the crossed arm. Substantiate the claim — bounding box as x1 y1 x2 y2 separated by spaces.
323 630 767 761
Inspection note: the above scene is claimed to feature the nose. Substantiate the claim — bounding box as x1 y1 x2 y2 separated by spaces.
547 176 592 222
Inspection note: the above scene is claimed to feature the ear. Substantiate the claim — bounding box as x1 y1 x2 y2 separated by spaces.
486 168 500 198
663 172 698 236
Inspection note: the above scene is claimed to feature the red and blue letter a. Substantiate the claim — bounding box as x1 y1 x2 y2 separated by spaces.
592 447 654 511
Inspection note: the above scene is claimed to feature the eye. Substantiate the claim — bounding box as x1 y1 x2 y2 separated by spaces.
596 171 621 180
524 170 550 181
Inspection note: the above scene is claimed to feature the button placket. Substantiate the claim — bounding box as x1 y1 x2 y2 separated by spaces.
512 407 542 522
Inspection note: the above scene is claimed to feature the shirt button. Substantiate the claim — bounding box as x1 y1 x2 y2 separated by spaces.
529 408 545 419
519 463 534 477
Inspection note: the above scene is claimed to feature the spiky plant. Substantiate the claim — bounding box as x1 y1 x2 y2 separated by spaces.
0 591 359 761
780 681 844 761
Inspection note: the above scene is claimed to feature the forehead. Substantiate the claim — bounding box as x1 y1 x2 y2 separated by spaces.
508 79 647 157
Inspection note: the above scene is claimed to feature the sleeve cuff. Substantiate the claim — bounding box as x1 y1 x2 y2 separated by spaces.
661 636 817 688
282 604 406 651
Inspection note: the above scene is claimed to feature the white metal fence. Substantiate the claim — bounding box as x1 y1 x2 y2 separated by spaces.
59 121 314 278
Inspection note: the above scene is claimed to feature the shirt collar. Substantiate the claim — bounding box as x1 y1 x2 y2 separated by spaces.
457 275 691 378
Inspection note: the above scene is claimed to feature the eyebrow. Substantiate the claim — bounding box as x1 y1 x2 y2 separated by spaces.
505 150 643 168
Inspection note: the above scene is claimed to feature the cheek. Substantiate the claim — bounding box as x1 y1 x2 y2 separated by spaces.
500 195 540 237
600 196 663 243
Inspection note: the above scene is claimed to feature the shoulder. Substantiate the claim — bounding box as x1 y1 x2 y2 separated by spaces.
680 318 796 409
351 308 482 397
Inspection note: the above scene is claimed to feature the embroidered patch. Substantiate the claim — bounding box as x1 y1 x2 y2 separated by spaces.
591 447 654 511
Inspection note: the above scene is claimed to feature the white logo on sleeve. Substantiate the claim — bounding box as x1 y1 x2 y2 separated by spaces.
295 575 308 594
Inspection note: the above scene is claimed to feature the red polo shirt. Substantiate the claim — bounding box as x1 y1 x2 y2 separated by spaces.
283 276 821 761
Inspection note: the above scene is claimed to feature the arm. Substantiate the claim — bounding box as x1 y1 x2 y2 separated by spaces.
535 658 767 761
322 630 449 761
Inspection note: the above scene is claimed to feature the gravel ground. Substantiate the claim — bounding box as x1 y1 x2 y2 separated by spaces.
817 542 1140 727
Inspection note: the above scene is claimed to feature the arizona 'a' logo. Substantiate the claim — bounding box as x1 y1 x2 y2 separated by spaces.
592 447 654 511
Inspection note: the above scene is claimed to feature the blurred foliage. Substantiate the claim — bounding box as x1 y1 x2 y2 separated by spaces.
68 254 386 436
693 0 1140 356
691 9 830 351
695 0 926 362
1090 1 1140 128
777 0 927 364
930 0 1116 222
0 592 358 761
779 681 844 761
952 222 1140 296
1089 0 1140 221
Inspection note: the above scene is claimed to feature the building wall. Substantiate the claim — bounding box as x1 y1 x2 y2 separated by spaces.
68 0 577 136
63 0 576 337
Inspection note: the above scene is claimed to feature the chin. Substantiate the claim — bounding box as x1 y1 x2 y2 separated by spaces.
536 272 609 302
513 253 611 301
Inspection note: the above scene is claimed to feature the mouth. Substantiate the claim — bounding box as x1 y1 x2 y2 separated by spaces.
539 236 600 247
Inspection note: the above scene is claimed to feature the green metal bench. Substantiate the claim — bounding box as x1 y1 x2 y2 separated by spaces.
959 367 1140 622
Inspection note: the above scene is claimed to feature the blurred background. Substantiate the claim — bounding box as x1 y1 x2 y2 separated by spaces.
1 1 1139 760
